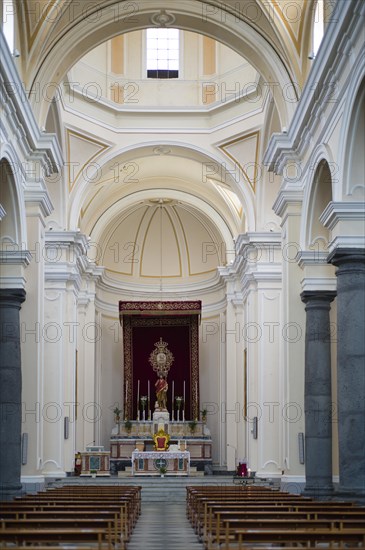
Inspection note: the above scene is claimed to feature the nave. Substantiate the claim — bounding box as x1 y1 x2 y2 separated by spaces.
1 477 365 549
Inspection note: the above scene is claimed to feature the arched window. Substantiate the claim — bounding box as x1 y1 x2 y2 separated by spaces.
312 0 324 58
2 0 15 54
146 28 179 79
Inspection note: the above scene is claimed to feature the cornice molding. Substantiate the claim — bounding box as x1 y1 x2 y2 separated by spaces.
264 0 365 173
24 190 54 218
301 277 337 293
0 250 32 266
272 190 304 218
327 236 365 255
296 250 329 269
0 30 63 173
319 201 365 230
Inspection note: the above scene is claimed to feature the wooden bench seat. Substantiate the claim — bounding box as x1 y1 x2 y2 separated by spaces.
0 527 112 549
209 516 365 549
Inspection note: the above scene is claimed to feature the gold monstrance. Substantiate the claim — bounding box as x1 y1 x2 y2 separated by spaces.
149 337 174 377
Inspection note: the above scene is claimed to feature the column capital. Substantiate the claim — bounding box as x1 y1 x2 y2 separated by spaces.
0 288 26 309
327 247 365 269
300 290 337 304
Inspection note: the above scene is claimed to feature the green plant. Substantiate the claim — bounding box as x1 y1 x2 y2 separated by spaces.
200 408 207 421
124 419 132 432
90 469 97 475
189 420 197 433
113 407 122 420
159 466 167 475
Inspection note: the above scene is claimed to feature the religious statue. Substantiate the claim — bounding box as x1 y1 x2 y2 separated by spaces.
149 337 174 412
155 375 168 410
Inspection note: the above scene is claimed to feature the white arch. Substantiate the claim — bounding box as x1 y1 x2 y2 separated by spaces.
300 143 334 250
338 51 365 200
30 1 297 128
0 145 27 246
68 141 256 233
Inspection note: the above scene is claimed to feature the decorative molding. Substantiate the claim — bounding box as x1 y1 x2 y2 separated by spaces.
327 236 365 255
319 201 365 230
0 30 63 173
264 0 364 174
0 250 32 266
150 9 176 27
218 131 260 192
272 190 304 218
296 250 329 268
301 277 337 293
24 190 54 218
0 276 27 290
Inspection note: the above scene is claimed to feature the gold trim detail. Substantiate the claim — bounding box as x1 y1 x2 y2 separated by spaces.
66 129 110 193
218 131 260 193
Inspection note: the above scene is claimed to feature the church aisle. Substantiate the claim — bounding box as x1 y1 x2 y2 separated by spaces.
127 502 203 550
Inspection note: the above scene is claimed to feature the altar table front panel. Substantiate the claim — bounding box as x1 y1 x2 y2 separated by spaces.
131 451 190 476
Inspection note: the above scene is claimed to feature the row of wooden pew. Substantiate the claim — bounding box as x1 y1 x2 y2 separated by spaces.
0 484 141 549
186 485 365 549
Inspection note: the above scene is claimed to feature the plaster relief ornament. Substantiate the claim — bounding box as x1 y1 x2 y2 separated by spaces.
149 337 174 378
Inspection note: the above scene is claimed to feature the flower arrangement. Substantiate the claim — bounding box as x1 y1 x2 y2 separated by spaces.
113 407 122 422
189 419 197 433
124 419 132 433
140 396 148 410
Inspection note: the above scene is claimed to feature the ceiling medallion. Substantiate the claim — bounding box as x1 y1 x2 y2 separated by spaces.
150 9 176 28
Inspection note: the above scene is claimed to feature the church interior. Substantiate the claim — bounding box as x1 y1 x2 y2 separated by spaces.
0 0 364 530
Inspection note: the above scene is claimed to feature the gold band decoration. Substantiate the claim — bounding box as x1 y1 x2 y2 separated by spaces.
149 337 174 378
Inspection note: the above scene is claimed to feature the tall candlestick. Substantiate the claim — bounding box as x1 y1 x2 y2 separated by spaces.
183 380 185 421
125 380 128 418
195 381 198 419
148 380 150 419
172 380 174 421
137 379 140 420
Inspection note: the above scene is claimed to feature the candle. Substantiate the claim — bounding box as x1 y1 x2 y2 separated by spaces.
172 380 174 421
137 380 140 418
148 380 150 419
183 380 185 421
125 380 128 417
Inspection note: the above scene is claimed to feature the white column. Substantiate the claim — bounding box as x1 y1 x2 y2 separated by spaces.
236 233 283 478
76 266 103 452
273 194 306 485
219 264 245 472
20 197 51 487
42 231 89 478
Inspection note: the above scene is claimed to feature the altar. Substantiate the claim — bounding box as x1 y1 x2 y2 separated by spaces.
131 450 190 476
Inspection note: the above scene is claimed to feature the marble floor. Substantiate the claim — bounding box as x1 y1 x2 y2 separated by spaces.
127 501 203 550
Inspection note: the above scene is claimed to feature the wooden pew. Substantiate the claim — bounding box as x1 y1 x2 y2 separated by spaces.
209 516 365 550
0 484 141 549
0 527 112 549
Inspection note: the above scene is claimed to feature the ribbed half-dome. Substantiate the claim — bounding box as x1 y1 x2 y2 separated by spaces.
101 199 226 283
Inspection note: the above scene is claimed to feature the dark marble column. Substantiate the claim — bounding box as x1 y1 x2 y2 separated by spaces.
328 249 365 497
0 289 26 500
301 290 336 497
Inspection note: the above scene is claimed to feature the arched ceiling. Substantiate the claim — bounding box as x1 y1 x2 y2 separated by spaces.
15 0 315 126
99 199 228 286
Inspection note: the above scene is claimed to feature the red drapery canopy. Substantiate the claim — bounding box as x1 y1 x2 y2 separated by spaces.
119 301 201 420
